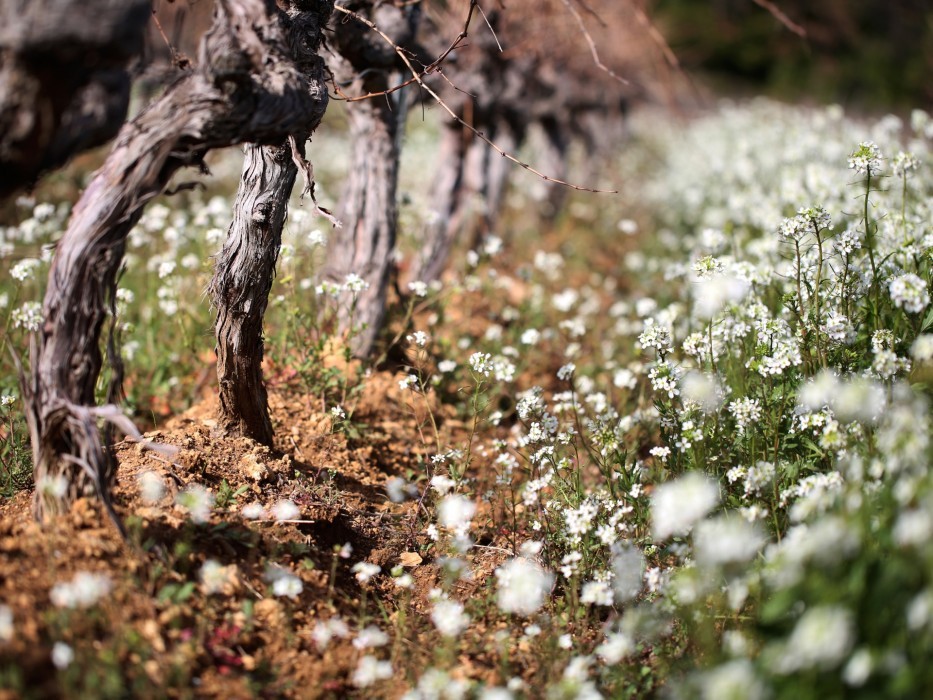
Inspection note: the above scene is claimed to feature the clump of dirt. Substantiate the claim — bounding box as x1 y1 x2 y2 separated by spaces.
0 371 476 698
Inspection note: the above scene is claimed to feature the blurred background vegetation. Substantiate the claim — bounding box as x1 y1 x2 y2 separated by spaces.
654 0 933 109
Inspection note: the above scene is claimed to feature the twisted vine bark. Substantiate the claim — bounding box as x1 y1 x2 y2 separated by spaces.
209 144 296 446
207 1 418 444
209 0 332 445
323 1 421 357
23 0 333 521
0 0 149 198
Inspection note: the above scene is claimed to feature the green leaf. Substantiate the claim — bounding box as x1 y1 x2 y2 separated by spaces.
157 583 180 603
175 581 196 603
921 307 933 332
157 581 197 604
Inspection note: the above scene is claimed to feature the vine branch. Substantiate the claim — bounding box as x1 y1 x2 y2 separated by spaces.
333 2 618 194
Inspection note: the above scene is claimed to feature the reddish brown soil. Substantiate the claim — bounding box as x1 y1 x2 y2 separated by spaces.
0 368 519 699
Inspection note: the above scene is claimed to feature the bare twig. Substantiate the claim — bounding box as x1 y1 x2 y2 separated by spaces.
333 3 618 194
559 0 629 86
630 1 681 71
150 7 190 70
571 0 609 27
334 0 479 103
752 0 807 38
476 3 504 52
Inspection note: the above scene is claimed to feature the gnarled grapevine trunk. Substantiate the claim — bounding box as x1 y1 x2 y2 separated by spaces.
23 0 333 521
325 89 402 356
414 122 481 285
209 143 297 446
207 1 420 446
209 0 334 445
0 0 149 198
323 1 420 357
413 114 528 285
412 11 530 284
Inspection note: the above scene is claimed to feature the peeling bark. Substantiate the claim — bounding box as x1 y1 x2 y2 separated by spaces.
209 144 296 446
0 0 149 198
24 0 333 521
209 0 334 445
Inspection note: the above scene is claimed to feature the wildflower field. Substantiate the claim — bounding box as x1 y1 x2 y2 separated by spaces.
1 99 932 698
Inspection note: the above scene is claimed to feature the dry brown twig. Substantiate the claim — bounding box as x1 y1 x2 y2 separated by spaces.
752 0 807 38
332 2 618 194
333 0 480 103
150 5 191 70
559 0 628 86
475 3 503 52
630 0 681 71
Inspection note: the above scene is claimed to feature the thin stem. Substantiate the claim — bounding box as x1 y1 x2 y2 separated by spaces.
813 224 826 368
863 170 879 329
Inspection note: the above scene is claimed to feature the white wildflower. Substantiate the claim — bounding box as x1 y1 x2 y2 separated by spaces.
596 632 635 664
408 280 428 297
431 600 469 638
176 484 214 524
613 368 637 390
50 571 112 609
843 648 873 687
693 516 765 568
311 617 350 650
692 275 749 319
271 572 303 599
353 625 390 649
308 229 327 247
889 273 929 314
681 371 724 414
892 151 920 176
199 559 235 595
10 258 40 282
271 500 300 521
911 335 933 362
11 301 42 331
651 473 719 540
469 352 493 377
496 557 554 617
398 374 418 391
728 397 761 435
775 606 854 673
848 141 883 174
352 655 393 688
610 543 645 603
407 330 429 347
241 502 266 519
343 273 369 293
157 260 176 279
638 319 673 355
580 580 614 606
701 659 767 700
51 642 74 670
437 495 476 537
352 562 381 584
